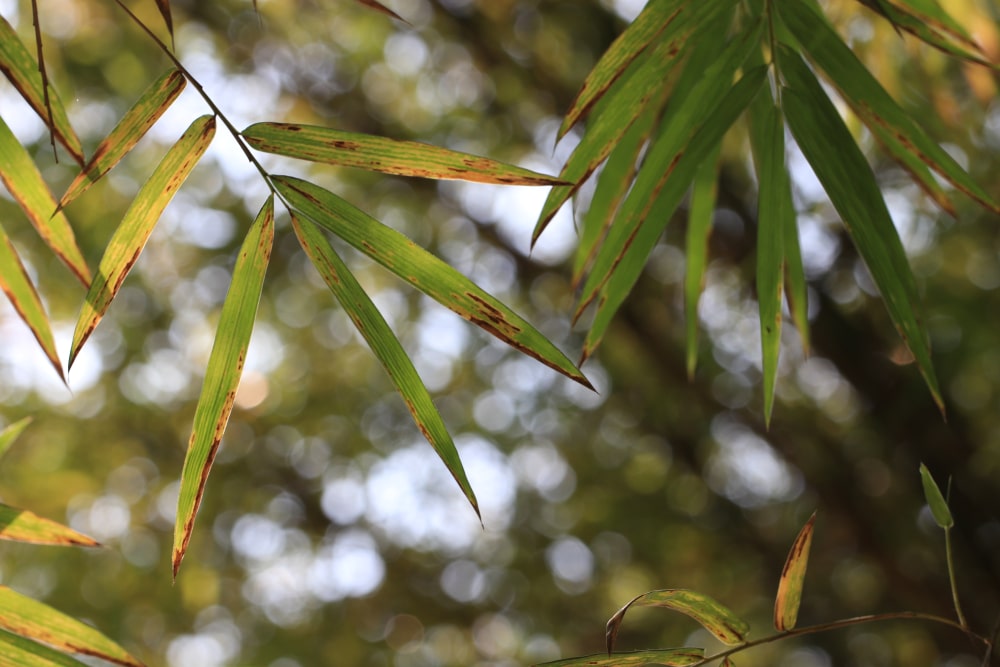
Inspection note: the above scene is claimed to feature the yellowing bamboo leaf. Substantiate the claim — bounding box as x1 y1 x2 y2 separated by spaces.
607 589 750 653
684 149 720 380
291 213 479 517
0 586 144 667
0 505 98 547
243 122 562 185
59 69 186 210
0 629 89 667
0 116 90 287
538 648 705 667
273 175 593 389
0 417 31 461
69 115 216 369
0 227 63 381
173 197 274 578
919 463 953 528
0 16 83 165
774 512 816 631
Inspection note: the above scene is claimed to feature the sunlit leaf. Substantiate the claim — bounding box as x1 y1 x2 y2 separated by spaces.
69 115 216 369
684 148 720 380
774 511 816 631
0 586 143 667
0 629 89 667
291 213 480 517
0 116 91 287
0 417 32 462
0 505 98 547
273 175 592 389
779 47 943 412
919 463 953 528
173 197 274 578
0 16 83 165
243 122 562 185
538 648 705 667
607 589 750 652
0 227 63 381
59 69 186 210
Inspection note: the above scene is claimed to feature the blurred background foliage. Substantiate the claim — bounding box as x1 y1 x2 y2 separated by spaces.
1 0 1000 665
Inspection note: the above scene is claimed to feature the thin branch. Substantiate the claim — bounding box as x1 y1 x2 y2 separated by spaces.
30 0 57 161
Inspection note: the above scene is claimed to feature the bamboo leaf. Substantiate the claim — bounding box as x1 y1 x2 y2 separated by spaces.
242 122 562 185
0 418 32 461
858 0 991 64
0 505 98 547
273 175 592 389
153 0 173 42
774 511 816 631
779 47 943 412
173 197 274 578
0 227 63 381
684 148 720 380
884 0 977 47
538 648 705 667
0 586 143 667
291 213 480 517
0 16 83 165
0 116 91 287
59 69 186 210
355 0 407 22
69 115 216 369
0 629 89 667
607 589 750 652
919 463 953 528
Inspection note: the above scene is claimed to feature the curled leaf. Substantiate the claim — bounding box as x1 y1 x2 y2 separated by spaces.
607 589 750 653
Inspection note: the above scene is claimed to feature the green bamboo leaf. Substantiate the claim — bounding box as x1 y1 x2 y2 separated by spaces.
774 511 816 631
779 47 943 412
684 148 720 380
0 629 89 667
919 463 953 528
242 122 562 185
538 648 705 667
857 0 991 64
173 197 274 578
59 69 186 210
778 0 997 214
0 16 84 165
0 586 143 667
0 504 98 547
580 66 768 361
0 227 63 381
291 213 480 517
782 176 810 356
0 417 32 461
69 115 216 369
273 175 592 389
0 116 91 287
607 589 750 652
884 0 977 47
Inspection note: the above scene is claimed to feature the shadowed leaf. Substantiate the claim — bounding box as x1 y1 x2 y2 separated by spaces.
355 0 407 22
0 629 90 667
274 175 592 389
291 213 479 518
0 505 98 547
154 0 173 43
243 122 562 185
69 115 216 369
684 148 720 380
0 116 91 287
0 586 144 667
919 463 953 528
607 589 750 652
0 16 83 164
538 648 705 666
0 418 32 461
173 197 274 578
774 512 816 630
59 69 186 210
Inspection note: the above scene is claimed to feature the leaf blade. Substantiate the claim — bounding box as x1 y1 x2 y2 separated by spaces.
774 511 816 631
919 463 953 528
538 648 705 667
0 417 32 461
607 589 750 652
684 149 720 380
0 505 99 547
0 629 90 667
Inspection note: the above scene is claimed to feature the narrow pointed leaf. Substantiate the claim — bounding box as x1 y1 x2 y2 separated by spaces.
69 115 216 369
607 589 749 653
580 67 768 361
0 116 90 287
0 629 90 667
274 175 592 389
538 648 705 667
0 227 63 380
0 418 32 461
243 122 562 185
919 463 953 528
355 0 407 22
885 0 977 47
774 511 816 630
291 213 479 517
153 0 173 41
778 0 997 214
173 197 274 578
59 69 186 209
860 0 991 64
0 16 83 165
684 149 720 380
0 586 143 667
0 505 98 547
779 48 942 412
